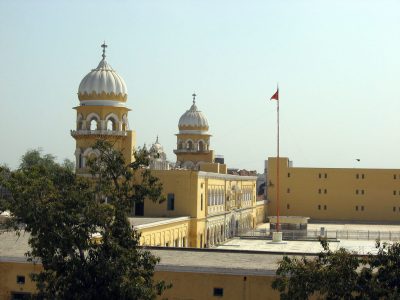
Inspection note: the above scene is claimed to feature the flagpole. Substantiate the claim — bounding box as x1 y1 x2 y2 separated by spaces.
276 90 280 233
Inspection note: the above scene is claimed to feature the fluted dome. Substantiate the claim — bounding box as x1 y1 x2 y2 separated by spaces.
178 100 209 131
78 44 127 102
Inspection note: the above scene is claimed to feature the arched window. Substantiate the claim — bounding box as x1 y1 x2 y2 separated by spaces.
90 119 98 131
106 119 115 131
198 140 204 151
187 140 193 150
178 141 183 150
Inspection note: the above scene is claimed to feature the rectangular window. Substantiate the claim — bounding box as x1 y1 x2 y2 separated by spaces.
394 191 397 196
362 174 365 179
361 206 364 211
288 173 291 178
201 194 203 211
16 275 25 284
393 207 396 212
213 288 224 297
324 189 327 194
325 173 328 179
361 190 365 195
394 174 397 180
287 188 290 193
318 189 321 194
324 205 327 210
356 174 359 179
287 204 290 209
167 193 175 210
356 206 358 211
318 205 321 210
356 190 359 195
318 173 321 178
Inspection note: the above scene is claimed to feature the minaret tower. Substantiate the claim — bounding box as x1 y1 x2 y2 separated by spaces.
174 93 214 169
71 43 136 173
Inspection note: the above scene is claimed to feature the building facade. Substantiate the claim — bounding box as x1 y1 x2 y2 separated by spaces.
71 45 266 249
267 157 400 222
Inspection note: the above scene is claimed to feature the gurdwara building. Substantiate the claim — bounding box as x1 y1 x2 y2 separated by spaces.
70 44 267 248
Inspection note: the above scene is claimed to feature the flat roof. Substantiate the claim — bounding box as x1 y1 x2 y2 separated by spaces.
128 217 190 229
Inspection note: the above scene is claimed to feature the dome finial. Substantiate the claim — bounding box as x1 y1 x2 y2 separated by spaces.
156 135 159 143
192 92 197 104
101 41 108 60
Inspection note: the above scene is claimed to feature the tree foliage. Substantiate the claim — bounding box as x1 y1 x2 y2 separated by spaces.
272 239 400 300
0 142 169 300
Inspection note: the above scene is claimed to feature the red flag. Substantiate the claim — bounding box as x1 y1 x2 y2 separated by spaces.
270 87 279 101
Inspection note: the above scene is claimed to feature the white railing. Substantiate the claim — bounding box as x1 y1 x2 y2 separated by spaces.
70 130 128 137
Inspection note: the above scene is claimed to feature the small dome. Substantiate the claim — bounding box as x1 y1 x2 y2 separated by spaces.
78 43 127 102
178 96 209 131
149 136 167 161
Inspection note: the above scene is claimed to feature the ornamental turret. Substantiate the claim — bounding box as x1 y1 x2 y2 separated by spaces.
174 93 214 169
71 43 136 173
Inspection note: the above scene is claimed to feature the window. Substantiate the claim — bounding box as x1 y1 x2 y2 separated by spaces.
325 173 328 179
287 188 290 193
394 174 397 180
361 190 365 195
16 275 25 284
318 189 321 194
394 191 397 196
288 173 291 178
213 288 224 297
324 205 327 210
201 194 203 211
318 173 321 178
356 206 358 211
318 205 321 210
167 193 175 210
287 204 290 209
356 174 359 179
356 190 359 195
324 189 327 194
361 206 364 211
362 174 365 179
393 207 396 212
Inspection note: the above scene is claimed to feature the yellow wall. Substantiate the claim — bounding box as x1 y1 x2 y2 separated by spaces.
138 219 190 247
268 157 400 222
0 261 279 300
0 262 41 299
155 271 280 300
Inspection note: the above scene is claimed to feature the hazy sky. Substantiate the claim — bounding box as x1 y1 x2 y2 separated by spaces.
1 0 400 173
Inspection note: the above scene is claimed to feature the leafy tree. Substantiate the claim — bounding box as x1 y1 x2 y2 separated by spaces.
0 141 169 300
272 239 400 300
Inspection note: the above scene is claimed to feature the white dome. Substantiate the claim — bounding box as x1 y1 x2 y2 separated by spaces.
178 101 209 130
78 47 127 101
150 136 167 161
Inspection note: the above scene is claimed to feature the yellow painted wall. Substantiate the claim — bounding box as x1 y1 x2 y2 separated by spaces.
268 157 400 222
0 262 280 300
0 262 41 299
138 219 190 247
155 271 280 300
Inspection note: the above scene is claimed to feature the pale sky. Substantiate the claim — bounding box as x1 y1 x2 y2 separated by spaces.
1 0 400 173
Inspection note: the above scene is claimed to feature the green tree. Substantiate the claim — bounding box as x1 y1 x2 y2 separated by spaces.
272 239 400 300
0 142 169 300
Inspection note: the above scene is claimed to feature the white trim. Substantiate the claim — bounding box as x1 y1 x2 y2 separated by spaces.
80 100 127 107
131 216 191 230
86 112 100 122
179 130 211 134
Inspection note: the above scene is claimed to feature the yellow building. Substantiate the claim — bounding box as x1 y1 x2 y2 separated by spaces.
70 43 136 174
0 232 281 300
70 44 267 249
267 157 400 222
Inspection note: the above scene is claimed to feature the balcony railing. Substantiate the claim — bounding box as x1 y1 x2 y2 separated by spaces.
173 149 211 153
70 129 128 137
